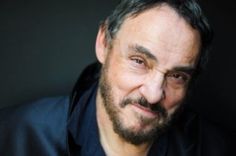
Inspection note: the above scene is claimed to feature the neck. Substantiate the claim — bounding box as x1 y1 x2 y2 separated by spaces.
96 91 152 156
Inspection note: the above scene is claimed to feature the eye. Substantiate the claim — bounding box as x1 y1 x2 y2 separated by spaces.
130 56 147 69
166 71 190 86
131 57 145 65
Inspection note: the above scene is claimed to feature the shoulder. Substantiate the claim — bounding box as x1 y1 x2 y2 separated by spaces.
0 96 69 156
167 109 230 156
187 110 229 155
197 115 230 156
0 96 69 126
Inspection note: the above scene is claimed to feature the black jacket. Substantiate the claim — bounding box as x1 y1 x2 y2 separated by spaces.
0 62 231 156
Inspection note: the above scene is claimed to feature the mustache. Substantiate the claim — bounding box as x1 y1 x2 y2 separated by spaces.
121 97 167 117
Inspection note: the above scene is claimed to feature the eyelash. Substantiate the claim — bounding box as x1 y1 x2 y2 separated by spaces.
166 72 190 84
130 56 146 66
131 57 144 64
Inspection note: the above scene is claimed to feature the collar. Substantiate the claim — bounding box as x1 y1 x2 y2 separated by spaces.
67 82 105 156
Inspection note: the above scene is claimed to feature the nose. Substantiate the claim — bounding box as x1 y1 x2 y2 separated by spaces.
139 71 165 104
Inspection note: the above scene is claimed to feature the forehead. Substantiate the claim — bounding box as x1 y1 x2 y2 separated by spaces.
113 4 201 68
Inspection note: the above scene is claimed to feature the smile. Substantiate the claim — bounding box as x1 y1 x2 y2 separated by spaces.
131 103 159 118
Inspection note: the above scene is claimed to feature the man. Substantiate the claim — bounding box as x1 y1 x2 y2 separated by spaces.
0 0 230 156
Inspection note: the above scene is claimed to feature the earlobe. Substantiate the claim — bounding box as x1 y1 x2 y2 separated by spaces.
95 26 108 64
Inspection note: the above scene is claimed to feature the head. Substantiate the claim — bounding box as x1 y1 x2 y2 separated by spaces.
95 0 212 145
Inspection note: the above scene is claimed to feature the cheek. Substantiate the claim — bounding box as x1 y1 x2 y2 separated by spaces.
109 67 143 93
163 87 186 110
107 58 145 97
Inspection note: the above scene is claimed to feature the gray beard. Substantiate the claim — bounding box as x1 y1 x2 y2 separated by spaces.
98 65 183 145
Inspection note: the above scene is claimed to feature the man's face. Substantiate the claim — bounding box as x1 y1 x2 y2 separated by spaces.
96 5 200 145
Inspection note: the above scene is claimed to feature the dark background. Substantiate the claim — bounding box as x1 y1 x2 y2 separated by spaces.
0 0 235 150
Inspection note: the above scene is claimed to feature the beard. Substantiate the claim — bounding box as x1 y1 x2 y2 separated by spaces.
98 61 183 145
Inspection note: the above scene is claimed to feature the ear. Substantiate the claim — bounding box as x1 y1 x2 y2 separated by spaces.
95 26 108 64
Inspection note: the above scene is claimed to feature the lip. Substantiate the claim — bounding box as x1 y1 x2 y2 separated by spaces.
131 103 158 118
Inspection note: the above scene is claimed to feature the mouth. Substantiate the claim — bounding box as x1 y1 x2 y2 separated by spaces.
131 103 159 118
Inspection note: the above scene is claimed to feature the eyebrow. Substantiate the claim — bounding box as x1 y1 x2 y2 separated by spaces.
129 44 157 61
171 66 196 75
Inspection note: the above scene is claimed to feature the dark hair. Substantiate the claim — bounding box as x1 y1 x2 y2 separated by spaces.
101 0 213 74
